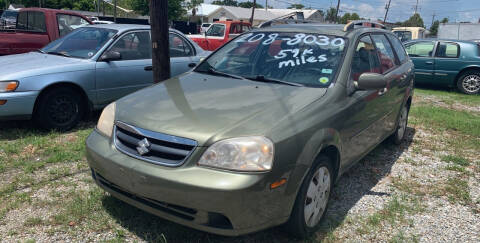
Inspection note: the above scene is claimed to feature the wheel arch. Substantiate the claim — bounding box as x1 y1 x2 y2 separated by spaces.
454 66 480 85
33 82 91 117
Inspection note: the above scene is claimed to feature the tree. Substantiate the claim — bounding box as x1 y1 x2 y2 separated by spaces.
430 20 439 36
351 13 360 20
211 0 238 6
238 1 263 8
404 13 424 27
127 0 185 20
72 0 95 11
186 0 203 17
340 13 350 24
288 3 304 9
441 17 448 23
325 7 337 23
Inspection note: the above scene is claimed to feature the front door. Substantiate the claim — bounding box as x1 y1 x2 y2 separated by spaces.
342 35 391 165
204 23 226 51
404 41 436 85
95 30 153 105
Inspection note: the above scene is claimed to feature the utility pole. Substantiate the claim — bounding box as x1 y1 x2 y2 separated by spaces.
150 0 171 83
383 0 391 23
431 11 436 26
414 0 419 14
335 0 341 23
114 0 117 23
249 0 257 24
265 0 267 11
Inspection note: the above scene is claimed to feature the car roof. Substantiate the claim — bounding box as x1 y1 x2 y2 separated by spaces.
406 38 479 45
85 24 150 31
253 23 390 37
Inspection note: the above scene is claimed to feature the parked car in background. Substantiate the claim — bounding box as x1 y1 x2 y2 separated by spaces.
405 39 480 94
392 27 429 42
199 23 211 33
0 9 18 29
187 21 252 51
0 25 209 130
86 21 414 238
0 8 92 56
93 20 115 25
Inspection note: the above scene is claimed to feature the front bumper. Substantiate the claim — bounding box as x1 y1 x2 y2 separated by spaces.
0 91 39 120
86 130 293 236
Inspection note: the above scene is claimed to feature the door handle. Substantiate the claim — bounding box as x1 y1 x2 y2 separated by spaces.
378 87 388 96
425 61 433 65
188 63 196 68
144 66 153 71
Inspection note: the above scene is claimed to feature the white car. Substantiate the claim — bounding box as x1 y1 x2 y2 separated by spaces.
93 20 115 25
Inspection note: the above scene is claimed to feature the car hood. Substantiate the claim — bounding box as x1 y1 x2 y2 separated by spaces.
115 72 327 146
0 52 90 80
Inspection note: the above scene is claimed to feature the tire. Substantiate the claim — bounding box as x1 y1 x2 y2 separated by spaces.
286 155 333 239
389 103 409 145
457 70 480 95
34 87 85 131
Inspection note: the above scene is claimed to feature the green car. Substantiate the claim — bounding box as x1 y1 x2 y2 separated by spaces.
86 21 414 237
404 39 480 94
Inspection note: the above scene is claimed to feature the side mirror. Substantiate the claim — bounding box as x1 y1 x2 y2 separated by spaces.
355 73 387 90
99 51 121 62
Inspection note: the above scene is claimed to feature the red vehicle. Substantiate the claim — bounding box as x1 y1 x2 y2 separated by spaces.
187 21 252 51
0 8 92 56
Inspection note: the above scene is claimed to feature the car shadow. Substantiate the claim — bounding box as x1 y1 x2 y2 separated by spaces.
0 112 100 140
101 127 416 242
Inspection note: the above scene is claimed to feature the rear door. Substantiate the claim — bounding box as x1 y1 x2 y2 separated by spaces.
169 32 197 76
95 30 153 105
404 41 436 84
433 41 461 86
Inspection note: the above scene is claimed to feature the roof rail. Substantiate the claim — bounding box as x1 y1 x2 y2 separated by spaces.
343 20 386 32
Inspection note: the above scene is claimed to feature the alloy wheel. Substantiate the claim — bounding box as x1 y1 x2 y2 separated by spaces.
304 166 331 227
462 74 480 93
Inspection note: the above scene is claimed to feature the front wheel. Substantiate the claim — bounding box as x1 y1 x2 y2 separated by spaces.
34 87 85 131
286 155 333 238
457 71 480 95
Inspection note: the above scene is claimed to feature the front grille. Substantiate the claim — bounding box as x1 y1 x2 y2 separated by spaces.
114 121 197 166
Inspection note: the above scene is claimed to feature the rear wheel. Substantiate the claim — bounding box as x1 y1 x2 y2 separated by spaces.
457 71 480 95
390 104 409 145
34 87 85 131
286 155 333 238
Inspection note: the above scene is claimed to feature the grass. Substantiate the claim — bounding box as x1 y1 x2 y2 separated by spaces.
415 88 480 107
441 155 471 166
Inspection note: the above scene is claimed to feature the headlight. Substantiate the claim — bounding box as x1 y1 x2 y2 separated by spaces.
198 136 274 172
0 81 19 92
97 102 116 137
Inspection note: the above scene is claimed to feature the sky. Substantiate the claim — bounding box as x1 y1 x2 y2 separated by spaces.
205 0 480 28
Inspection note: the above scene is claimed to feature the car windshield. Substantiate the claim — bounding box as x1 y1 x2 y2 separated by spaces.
195 31 347 87
41 27 117 59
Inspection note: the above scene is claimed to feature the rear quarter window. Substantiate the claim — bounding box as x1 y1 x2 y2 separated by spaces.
387 34 408 64
16 11 46 32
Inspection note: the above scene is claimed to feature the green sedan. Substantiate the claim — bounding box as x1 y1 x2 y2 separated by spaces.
405 39 480 94
86 21 414 238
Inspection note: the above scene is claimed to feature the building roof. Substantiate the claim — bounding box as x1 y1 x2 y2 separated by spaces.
188 4 323 21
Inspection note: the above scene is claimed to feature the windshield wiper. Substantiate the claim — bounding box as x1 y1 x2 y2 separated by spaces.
34 49 45 54
244 75 304 87
46 51 71 57
205 68 245 80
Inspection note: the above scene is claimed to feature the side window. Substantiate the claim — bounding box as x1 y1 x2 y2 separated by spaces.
387 34 408 64
405 41 435 57
57 14 90 37
436 42 459 58
371 34 397 73
169 33 193 57
351 35 382 81
110 31 152 60
16 11 46 32
206 24 225 37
